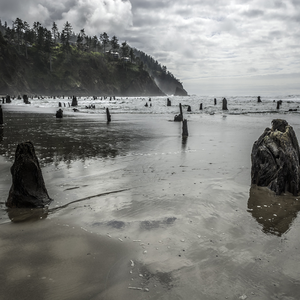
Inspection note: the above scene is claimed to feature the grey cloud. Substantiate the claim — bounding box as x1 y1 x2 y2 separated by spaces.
242 9 264 18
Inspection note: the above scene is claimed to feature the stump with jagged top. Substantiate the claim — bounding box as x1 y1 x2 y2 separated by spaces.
6 141 52 208
251 119 300 195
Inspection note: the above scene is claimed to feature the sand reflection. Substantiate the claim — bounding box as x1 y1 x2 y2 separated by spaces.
7 207 48 222
247 185 300 236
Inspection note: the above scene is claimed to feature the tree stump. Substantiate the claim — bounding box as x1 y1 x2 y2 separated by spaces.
6 141 52 208
276 100 282 109
222 98 228 110
106 107 111 123
71 96 78 106
182 119 188 137
56 109 63 118
174 114 183 122
23 94 30 104
251 119 300 195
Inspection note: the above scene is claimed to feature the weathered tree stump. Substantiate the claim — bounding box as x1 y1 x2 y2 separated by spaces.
71 96 78 106
174 114 183 122
222 98 228 110
182 119 188 137
167 98 171 106
23 94 30 104
56 109 63 118
179 103 183 116
277 100 282 109
106 107 111 123
0 105 3 125
6 141 52 208
251 119 300 195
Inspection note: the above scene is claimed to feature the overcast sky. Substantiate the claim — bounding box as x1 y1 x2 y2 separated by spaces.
1 0 299 96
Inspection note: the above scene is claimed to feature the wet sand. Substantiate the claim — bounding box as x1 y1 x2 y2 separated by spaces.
1 105 300 299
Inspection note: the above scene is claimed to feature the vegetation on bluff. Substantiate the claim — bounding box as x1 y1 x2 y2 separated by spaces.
0 18 187 96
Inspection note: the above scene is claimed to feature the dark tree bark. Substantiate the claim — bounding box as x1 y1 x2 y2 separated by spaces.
71 96 78 106
6 141 52 208
251 119 300 195
222 98 228 110
56 109 63 118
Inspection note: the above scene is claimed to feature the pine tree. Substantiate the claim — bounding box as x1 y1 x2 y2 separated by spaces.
100 32 109 53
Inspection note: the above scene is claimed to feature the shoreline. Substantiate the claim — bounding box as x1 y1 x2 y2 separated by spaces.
1 105 300 299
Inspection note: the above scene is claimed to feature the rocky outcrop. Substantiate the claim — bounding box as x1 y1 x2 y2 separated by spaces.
6 141 52 208
251 119 300 195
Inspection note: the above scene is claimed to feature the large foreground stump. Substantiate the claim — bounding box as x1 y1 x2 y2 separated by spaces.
6 141 52 208
251 119 300 195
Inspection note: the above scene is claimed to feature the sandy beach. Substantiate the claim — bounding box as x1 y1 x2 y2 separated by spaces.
1 98 300 299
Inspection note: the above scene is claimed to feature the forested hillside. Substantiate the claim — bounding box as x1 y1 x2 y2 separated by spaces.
0 18 187 96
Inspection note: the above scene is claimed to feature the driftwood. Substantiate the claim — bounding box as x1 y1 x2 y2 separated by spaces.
6 141 52 208
251 119 300 195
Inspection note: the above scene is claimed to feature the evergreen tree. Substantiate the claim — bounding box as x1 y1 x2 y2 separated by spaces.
52 22 59 44
110 35 119 52
100 32 109 53
61 21 73 52
120 41 129 57
13 17 24 51
92 35 99 52
33 21 41 43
